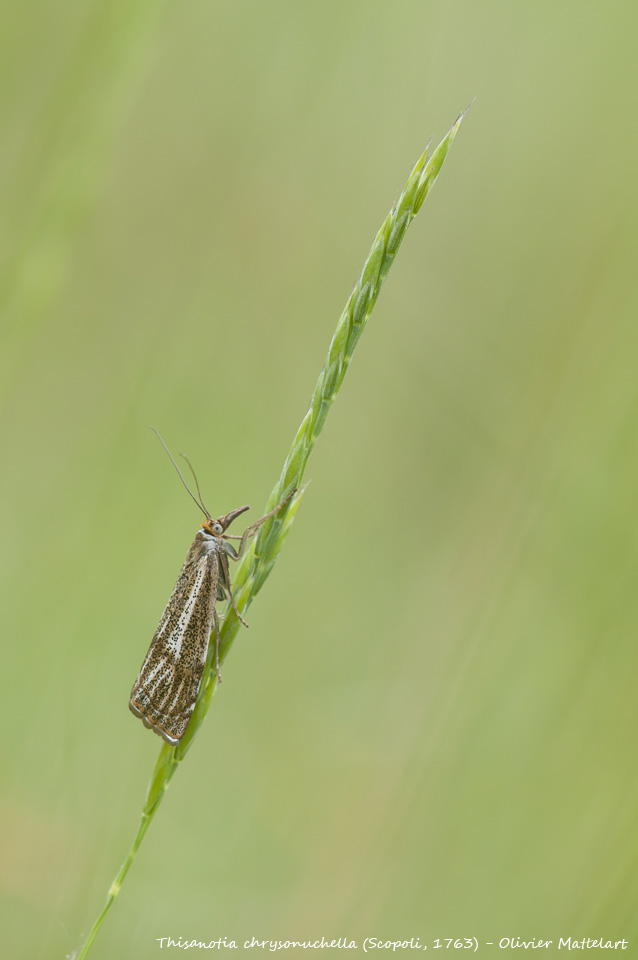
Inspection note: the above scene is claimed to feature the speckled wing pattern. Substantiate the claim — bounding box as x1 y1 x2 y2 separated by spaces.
129 530 219 745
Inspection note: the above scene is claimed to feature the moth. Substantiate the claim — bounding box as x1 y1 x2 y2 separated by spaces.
129 432 294 745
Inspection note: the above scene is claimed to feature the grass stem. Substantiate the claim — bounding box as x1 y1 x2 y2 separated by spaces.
72 107 468 958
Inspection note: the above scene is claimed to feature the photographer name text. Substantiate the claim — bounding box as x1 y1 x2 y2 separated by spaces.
156 936 629 953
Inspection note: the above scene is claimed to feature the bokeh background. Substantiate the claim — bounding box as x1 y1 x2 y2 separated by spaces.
1 1 637 957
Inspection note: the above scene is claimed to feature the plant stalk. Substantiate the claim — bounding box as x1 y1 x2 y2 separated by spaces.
73 106 469 958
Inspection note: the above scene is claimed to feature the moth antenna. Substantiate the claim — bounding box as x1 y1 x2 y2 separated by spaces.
150 427 210 519
179 452 212 519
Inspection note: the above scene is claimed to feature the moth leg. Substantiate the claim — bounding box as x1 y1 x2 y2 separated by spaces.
231 489 297 560
219 548 249 628
213 608 222 683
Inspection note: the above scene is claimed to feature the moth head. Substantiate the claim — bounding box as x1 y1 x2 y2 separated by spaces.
202 517 224 537
202 506 250 537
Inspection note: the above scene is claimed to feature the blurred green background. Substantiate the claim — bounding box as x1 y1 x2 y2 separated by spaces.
1 1 637 957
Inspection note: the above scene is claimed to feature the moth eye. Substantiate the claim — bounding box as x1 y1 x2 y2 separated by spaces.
212 522 223 535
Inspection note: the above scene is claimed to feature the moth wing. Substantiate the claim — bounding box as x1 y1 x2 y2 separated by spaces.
129 535 219 744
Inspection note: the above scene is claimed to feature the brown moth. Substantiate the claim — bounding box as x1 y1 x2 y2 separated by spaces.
129 431 294 745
